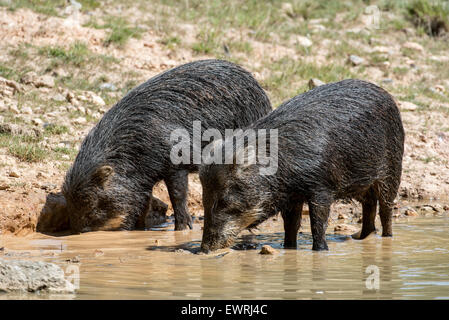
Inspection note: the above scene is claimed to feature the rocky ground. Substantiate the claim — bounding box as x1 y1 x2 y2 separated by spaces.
0 1 449 235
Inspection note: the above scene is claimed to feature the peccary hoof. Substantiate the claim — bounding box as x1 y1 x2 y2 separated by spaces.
37 192 70 233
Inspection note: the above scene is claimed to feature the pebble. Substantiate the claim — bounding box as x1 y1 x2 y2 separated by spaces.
348 55 364 66
52 93 66 102
404 208 419 216
259 245 279 255
295 35 313 48
403 41 424 52
334 224 358 233
21 106 33 115
308 78 325 89
31 118 44 126
8 171 19 178
90 94 105 106
398 101 419 111
34 75 55 88
99 83 117 91
72 117 87 125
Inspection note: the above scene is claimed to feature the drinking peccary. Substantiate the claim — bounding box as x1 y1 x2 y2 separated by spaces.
200 79 404 252
62 59 272 233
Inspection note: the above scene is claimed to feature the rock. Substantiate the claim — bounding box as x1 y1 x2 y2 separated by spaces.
348 55 364 66
72 117 87 125
308 78 325 89
433 85 445 93
21 106 33 115
32 118 44 126
20 72 38 85
398 101 419 111
281 2 294 17
8 171 19 178
0 183 9 190
0 77 21 96
334 224 358 234
99 83 117 91
89 93 105 106
9 104 20 114
76 106 86 114
443 205 449 211
294 35 313 47
61 155 70 160
0 258 75 293
93 249 104 257
310 24 326 32
403 41 424 52
404 208 419 216
259 245 279 255
36 192 70 233
417 206 436 215
34 75 55 88
52 93 66 102
381 78 393 84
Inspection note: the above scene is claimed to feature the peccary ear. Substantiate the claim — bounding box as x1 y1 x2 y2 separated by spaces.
92 165 114 188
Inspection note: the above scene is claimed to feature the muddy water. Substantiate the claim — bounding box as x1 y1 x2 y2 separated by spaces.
1 214 449 300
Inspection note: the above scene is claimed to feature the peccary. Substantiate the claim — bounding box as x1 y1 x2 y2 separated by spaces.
62 59 272 233
200 79 404 251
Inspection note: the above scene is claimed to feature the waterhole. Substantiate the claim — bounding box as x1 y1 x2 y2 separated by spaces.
1 213 448 299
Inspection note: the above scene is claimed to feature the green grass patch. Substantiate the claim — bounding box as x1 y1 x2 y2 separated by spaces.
86 16 145 47
406 0 449 36
44 124 69 136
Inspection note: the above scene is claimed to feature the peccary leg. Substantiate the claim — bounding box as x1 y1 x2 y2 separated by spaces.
353 188 377 240
165 170 192 231
308 197 330 251
281 201 304 248
379 199 393 237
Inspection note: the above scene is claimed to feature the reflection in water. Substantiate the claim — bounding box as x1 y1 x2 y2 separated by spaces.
0 215 448 299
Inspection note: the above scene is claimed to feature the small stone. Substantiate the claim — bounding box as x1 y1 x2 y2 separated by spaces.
281 2 294 17
404 208 419 216
398 101 419 111
0 183 9 190
294 35 313 47
443 205 449 211
259 245 278 255
66 256 80 263
334 224 358 233
9 104 20 114
403 41 424 52
21 106 33 115
99 83 117 91
434 85 445 93
93 249 104 257
8 171 19 178
92 112 101 119
32 118 44 126
72 117 87 125
76 106 86 114
381 78 393 84
52 93 66 102
61 155 70 160
34 75 55 88
348 55 364 66
20 71 37 84
308 78 325 89
90 94 105 106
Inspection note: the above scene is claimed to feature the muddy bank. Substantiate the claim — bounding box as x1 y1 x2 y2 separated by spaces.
1 171 448 236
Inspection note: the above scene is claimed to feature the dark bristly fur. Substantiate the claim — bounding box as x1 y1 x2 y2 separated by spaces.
200 79 405 252
62 59 272 233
